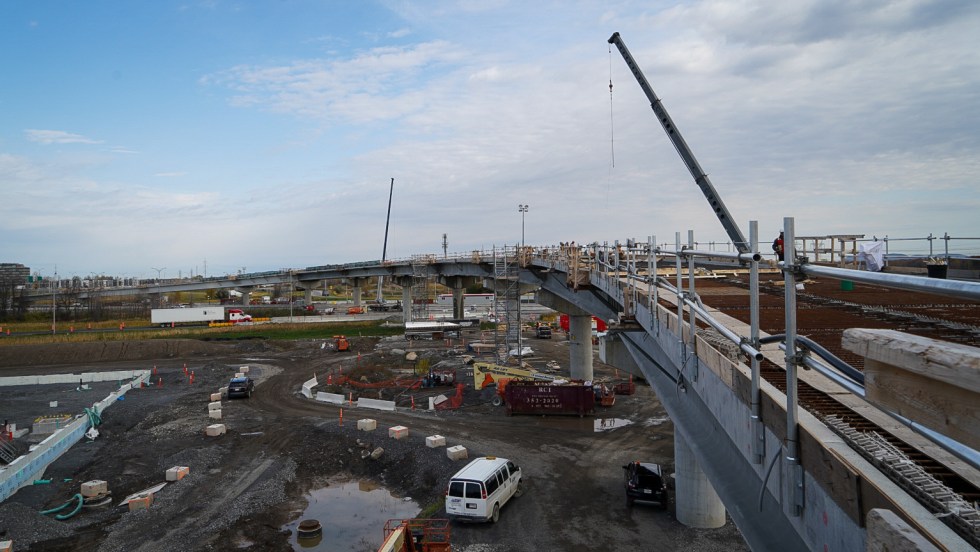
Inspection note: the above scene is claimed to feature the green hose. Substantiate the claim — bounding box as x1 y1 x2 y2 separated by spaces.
40 493 84 520
84 407 102 428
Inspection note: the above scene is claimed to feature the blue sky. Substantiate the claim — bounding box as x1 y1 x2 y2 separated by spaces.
2 0 978 279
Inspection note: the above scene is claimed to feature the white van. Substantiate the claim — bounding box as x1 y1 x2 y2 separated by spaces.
445 456 524 523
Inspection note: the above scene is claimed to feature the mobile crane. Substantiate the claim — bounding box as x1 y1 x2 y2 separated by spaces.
608 32 750 254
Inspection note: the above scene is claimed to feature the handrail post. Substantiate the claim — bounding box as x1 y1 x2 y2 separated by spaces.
687 230 698 382
749 221 764 464
782 217 804 517
675 232 687 385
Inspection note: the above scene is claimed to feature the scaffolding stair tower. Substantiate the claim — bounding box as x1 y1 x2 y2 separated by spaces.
493 246 521 363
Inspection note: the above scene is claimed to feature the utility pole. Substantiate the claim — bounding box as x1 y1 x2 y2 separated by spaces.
442 233 448 258
378 177 395 303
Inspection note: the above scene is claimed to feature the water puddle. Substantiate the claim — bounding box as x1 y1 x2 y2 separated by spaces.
594 418 634 432
644 415 671 427
284 479 420 551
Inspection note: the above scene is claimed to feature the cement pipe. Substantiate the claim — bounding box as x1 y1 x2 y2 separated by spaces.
795 263 980 302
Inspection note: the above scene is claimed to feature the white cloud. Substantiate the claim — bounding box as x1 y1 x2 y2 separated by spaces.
24 129 103 145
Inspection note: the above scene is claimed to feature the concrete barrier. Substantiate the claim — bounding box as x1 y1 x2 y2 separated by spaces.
447 445 468 460
207 401 222 411
0 370 150 503
206 424 226 437
165 466 189 481
426 435 447 448
80 480 107 497
209 410 222 420
0 370 152 387
388 426 409 439
315 391 345 405
357 398 396 412
209 392 221 402
301 376 318 399
357 419 377 431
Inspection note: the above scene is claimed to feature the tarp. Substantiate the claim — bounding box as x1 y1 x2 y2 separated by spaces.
858 241 885 272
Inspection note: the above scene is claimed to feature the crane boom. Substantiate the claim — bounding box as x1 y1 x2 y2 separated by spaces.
608 32 749 253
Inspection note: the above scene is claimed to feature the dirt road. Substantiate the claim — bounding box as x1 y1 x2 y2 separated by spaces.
0 334 747 551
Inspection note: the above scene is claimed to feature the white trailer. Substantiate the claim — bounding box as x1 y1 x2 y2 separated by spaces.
151 307 227 325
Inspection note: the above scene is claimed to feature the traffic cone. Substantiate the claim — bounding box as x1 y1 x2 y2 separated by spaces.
348 392 353 406
157 377 163 387
189 372 195 384
327 374 332 384
411 396 415 410
153 365 157 376
339 408 344 426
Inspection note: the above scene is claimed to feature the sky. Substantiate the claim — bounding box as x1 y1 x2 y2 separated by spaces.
2 0 979 279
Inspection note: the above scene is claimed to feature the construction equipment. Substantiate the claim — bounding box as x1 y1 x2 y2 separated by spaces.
472 362 557 391
377 518 450 552
334 335 350 352
608 32 749 253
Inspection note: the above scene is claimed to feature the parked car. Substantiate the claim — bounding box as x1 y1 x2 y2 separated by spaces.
535 325 552 339
227 376 255 399
445 456 524 523
623 461 668 509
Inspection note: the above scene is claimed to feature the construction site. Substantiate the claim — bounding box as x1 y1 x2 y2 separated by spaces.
0 243 977 551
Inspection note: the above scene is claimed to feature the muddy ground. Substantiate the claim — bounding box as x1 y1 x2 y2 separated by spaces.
0 330 748 552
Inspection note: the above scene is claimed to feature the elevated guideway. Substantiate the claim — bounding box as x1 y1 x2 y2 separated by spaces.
13 238 979 550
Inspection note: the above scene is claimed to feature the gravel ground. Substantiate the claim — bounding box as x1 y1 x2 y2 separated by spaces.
0 336 749 552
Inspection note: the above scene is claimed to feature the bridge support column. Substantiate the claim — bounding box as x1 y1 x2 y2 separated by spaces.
675 431 726 528
452 285 465 320
239 288 251 307
351 278 363 308
304 288 314 304
568 315 594 381
394 277 413 323
535 289 594 381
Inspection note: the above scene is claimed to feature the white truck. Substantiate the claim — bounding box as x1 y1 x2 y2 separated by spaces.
151 307 252 326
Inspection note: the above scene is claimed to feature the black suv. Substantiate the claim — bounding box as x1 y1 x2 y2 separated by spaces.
227 376 255 399
623 461 668 509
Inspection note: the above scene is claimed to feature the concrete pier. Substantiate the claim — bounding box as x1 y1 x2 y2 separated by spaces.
568 315 594 381
674 426 726 528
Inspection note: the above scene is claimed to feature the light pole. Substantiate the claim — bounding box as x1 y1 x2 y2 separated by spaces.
518 204 528 249
151 267 167 281
517 204 529 361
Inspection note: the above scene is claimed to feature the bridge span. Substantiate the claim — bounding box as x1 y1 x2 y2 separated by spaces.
19 224 980 550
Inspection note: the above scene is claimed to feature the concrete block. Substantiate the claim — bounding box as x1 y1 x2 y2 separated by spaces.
206 424 226 437
370 447 384 460
128 494 154 511
166 466 190 481
447 445 468 460
0 540 12 552
425 435 447 448
388 425 409 440
219 386 228 398
49 401 58 408
208 401 222 411
209 392 221 402
209 409 222 420
234 372 244 378
80 480 108 498
240 366 249 373
357 419 377 431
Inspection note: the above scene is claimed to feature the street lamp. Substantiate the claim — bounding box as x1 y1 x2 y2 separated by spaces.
517 204 529 361
518 204 529 249
151 267 167 280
